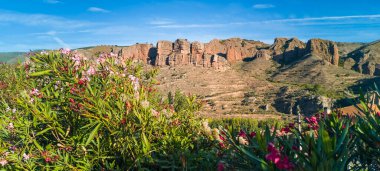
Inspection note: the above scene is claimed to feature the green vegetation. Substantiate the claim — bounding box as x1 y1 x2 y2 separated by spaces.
303 83 344 99
0 50 380 170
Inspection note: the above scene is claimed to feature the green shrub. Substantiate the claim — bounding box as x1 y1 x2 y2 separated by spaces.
0 50 213 170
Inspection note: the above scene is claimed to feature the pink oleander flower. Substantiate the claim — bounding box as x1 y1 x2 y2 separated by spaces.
86 66 96 76
0 159 8 166
60 48 71 55
110 52 117 57
141 100 150 109
266 151 281 164
30 88 40 96
23 153 30 161
238 136 249 145
376 111 380 117
306 116 318 124
40 50 48 55
7 123 14 130
96 57 106 64
219 134 226 141
281 126 291 133
266 143 294 170
276 156 294 170
128 75 140 91
249 132 256 138
238 129 247 138
151 109 159 117
217 161 225 171
306 116 319 130
71 54 81 66
267 142 278 153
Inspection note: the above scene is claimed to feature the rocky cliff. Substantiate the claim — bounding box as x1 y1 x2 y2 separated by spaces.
270 37 306 63
305 39 340 66
81 37 343 68
344 40 380 76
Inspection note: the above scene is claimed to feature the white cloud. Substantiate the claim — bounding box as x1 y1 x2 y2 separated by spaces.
149 18 174 25
253 4 275 9
0 10 94 28
155 23 225 28
88 7 110 13
44 0 61 4
266 14 380 23
155 14 380 28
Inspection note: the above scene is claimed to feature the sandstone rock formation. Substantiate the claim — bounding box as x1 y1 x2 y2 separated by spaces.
270 38 306 63
226 46 242 63
305 39 339 66
255 49 271 60
343 58 356 70
120 44 153 64
204 39 226 55
155 41 173 66
78 37 346 71
345 40 380 76
167 39 191 66
190 41 204 66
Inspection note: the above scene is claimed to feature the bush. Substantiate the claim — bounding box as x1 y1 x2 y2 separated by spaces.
0 50 213 170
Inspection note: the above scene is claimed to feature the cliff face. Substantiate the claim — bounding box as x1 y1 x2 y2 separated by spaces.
305 39 340 66
121 44 153 64
270 37 306 63
155 40 173 66
82 37 342 68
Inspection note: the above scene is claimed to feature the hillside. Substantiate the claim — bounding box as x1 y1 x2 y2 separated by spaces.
0 52 26 63
1 37 376 116
71 37 374 116
343 40 380 75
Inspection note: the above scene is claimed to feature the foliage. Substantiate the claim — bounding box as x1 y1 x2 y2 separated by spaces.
0 50 213 170
1 49 380 170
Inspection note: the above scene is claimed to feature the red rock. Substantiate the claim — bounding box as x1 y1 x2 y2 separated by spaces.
204 39 226 55
155 41 173 66
305 39 339 65
190 41 204 66
169 39 191 66
226 46 242 63
270 37 305 62
121 44 153 64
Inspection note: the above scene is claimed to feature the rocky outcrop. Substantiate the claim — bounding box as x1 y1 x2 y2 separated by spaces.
226 46 242 63
190 41 204 66
270 38 288 58
270 38 306 63
343 58 356 70
120 44 154 64
79 37 347 70
155 41 173 66
204 39 226 55
345 41 380 76
167 39 191 66
305 39 339 66
255 49 271 60
274 88 334 116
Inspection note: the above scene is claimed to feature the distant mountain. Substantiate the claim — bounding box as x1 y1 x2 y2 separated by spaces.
0 52 26 63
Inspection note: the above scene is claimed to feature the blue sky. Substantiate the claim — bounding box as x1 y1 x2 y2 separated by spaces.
0 0 380 52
